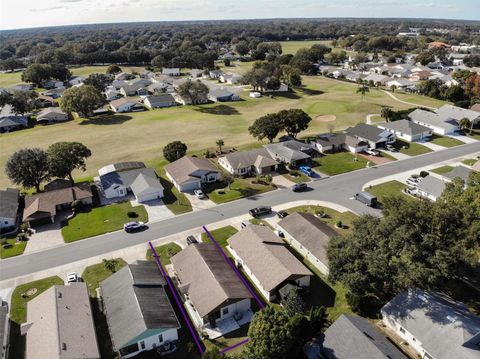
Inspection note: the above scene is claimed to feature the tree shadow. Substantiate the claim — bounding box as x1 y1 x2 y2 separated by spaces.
268 92 301 100
295 86 325 96
79 115 133 125
194 105 240 115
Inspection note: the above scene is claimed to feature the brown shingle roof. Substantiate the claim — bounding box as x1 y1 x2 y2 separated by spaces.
165 156 219 186
227 225 312 292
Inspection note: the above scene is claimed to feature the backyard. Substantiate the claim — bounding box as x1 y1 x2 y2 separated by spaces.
61 201 148 242
313 152 369 175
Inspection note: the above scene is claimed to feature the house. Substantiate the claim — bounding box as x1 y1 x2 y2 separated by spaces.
208 89 239 102
208 70 223 79
9 83 34 92
381 288 480 359
68 76 84 86
415 175 446 202
0 115 28 133
120 84 148 97
409 109 459 135
42 79 64 89
227 225 312 302
442 166 473 183
97 162 164 202
140 70 155 79
36 107 68 124
363 73 391 85
23 182 93 226
218 148 278 175
219 73 242 84
112 80 127 90
109 98 144 113
264 140 313 166
0 299 9 359
436 104 480 126
170 243 253 334
101 261 180 358
35 94 56 107
42 88 65 99
345 123 395 149
428 41 451 49
0 188 19 231
386 78 416 90
378 120 432 142
162 68 181 76
409 70 432 81
172 78 188 90
189 69 203 78
115 72 134 81
147 82 172 94
264 82 289 93
278 212 339 275
104 88 120 101
304 314 408 359
313 133 369 154
23 283 100 359
165 156 221 192
144 94 176 109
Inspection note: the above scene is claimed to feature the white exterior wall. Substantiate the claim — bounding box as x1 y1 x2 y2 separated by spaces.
135 189 163 202
122 328 179 359
0 216 15 229
283 232 329 275
411 120 456 135
218 298 251 322
218 158 249 175
104 184 128 199
344 144 368 153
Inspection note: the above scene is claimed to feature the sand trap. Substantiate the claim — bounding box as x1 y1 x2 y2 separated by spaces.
316 115 336 122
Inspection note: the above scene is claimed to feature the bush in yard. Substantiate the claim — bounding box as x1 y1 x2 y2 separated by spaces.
103 258 119 273
335 220 343 228
163 141 188 162
419 171 429 178
127 211 138 218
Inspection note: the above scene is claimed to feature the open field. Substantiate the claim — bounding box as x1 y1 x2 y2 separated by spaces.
279 40 332 55
0 70 449 188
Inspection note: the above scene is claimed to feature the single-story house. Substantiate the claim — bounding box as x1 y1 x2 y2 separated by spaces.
165 156 221 192
377 119 432 142
442 166 472 183
264 82 289 93
218 148 278 176
68 76 84 86
171 243 253 333
144 94 176 109
313 133 369 154
36 107 68 124
264 140 313 166
208 89 239 102
120 84 148 97
147 82 172 94
409 70 432 81
129 78 153 88
304 314 408 359
189 69 203 78
9 83 34 92
363 73 391 85
23 283 100 359
0 188 19 231
98 162 164 202
140 70 155 79
219 73 242 84
208 70 223 79
42 88 65 99
278 212 339 275
381 288 480 359
110 98 144 113
162 68 181 76
436 104 480 126
386 78 416 90
42 79 64 89
23 182 93 226
115 72 134 81
0 115 28 133
35 94 56 107
105 88 120 101
409 109 459 135
415 175 446 202
345 123 396 149
101 261 180 358
112 80 127 90
227 225 312 302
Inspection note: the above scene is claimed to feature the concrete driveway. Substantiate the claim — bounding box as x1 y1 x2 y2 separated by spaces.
358 152 393 165
271 173 295 188
24 215 68 254
447 134 478 144
420 141 447 151
130 199 174 222
183 192 217 211
379 149 411 160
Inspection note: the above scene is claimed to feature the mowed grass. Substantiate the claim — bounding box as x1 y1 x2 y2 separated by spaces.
430 134 464 148
430 165 454 174
10 276 64 324
462 158 478 166
0 238 27 259
0 73 440 188
313 152 369 175
279 40 332 55
393 140 433 156
285 205 357 233
82 258 127 297
366 180 411 205
146 242 182 265
206 179 276 204
61 201 148 242
201 225 239 248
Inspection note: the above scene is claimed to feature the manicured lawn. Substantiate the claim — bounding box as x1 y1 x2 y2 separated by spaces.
82 258 127 297
392 92 449 109
0 238 27 259
280 40 332 54
155 160 192 214
366 180 410 205
204 324 249 354
146 242 182 265
430 165 455 175
464 129 480 141
285 205 357 233
281 171 311 184
206 179 276 204
201 225 238 248
393 140 433 156
61 201 148 242
313 152 369 175
462 158 478 166
10 276 64 324
430 134 464 148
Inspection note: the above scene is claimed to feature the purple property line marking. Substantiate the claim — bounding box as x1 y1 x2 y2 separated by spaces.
220 338 249 354
148 241 205 356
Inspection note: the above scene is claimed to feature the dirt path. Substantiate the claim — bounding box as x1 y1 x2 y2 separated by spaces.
381 90 437 110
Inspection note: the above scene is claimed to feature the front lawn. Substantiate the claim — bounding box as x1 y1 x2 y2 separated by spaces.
430 134 464 148
430 165 454 175
313 152 369 175
10 276 64 324
146 242 182 265
61 201 148 242
206 178 276 204
0 238 27 259
392 140 432 156
285 205 357 233
155 162 193 215
462 158 478 166
82 258 127 297
201 225 239 248
366 180 410 205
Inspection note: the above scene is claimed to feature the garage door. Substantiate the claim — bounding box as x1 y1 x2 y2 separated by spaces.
136 192 161 203
180 181 200 192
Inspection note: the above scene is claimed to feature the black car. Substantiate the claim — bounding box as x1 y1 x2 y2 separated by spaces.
123 221 146 233
186 235 198 245
291 182 308 192
249 206 272 218
277 210 289 219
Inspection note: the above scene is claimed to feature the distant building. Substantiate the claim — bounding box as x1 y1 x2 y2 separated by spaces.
378 119 432 142
165 156 221 192
162 68 181 76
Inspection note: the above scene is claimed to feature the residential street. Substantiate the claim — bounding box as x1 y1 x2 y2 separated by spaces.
1 142 479 283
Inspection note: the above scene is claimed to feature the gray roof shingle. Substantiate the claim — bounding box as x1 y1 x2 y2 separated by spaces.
0 188 19 219
379 119 431 136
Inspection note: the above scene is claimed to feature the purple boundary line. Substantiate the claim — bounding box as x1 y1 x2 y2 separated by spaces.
148 241 205 356
220 338 249 354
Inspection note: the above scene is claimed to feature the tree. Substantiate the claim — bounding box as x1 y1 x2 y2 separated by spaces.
5 148 50 192
356 85 369 100
279 65 302 87
60 85 104 117
279 109 312 138
223 58 231 67
308 306 328 334
47 142 92 184
103 258 119 273
309 44 331 62
234 40 250 56
203 348 222 359
458 117 473 134
151 54 166 69
84 73 112 92
21 63 51 86
390 84 397 93
163 141 187 162
8 90 38 114
242 65 271 92
106 64 122 74
216 139 224 153
281 287 306 316
416 51 435 66
248 114 282 143
49 63 72 82
177 79 209 105
380 107 394 122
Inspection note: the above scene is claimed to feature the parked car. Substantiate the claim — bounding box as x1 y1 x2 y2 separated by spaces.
194 189 206 199
291 182 308 192
354 192 377 207
186 235 198 245
406 176 421 186
365 149 380 156
385 144 397 152
67 272 78 283
249 206 272 218
123 221 146 233
277 210 289 219
274 230 285 238
299 165 314 177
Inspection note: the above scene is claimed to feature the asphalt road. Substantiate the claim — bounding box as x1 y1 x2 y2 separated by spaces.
1 142 479 282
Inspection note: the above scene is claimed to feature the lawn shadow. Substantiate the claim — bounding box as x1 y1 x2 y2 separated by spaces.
91 298 117 359
295 86 325 96
269 92 301 100
79 114 133 125
303 274 337 310
7 321 25 359
194 104 239 115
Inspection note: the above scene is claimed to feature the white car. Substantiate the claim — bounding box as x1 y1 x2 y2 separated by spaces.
67 272 78 283
365 149 380 156
194 189 206 199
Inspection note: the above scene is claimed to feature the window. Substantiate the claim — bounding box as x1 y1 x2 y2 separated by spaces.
399 327 405 334
3 221 7 225
222 307 229 316
140 341 145 350
158 334 163 343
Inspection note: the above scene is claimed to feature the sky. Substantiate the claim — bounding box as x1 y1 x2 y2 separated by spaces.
0 0 479 30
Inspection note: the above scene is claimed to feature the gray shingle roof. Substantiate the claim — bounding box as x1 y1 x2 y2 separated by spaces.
436 104 480 123
0 116 27 128
209 88 233 99
381 289 480 359
100 167 161 194
416 175 446 199
130 172 164 196
315 314 408 359
345 123 386 143
165 156 219 186
0 188 19 219
265 141 311 163
101 261 179 350
409 109 459 131
443 166 472 182
221 148 277 169
145 94 175 106
379 119 431 136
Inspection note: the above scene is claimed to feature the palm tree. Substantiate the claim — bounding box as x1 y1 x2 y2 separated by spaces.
381 107 394 122
216 139 225 153
390 84 397 93
356 85 369 100
458 117 473 134
103 258 118 273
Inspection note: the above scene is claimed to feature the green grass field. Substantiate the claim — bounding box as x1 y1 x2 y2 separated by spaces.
0 239 27 259
82 258 127 297
430 134 464 148
206 179 276 204
313 152 369 175
146 242 182 265
366 180 410 205
201 225 238 248
279 40 332 55
285 205 357 233
430 165 454 175
61 201 148 242
394 140 433 156
462 158 479 166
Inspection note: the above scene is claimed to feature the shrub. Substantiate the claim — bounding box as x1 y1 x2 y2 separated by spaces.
419 171 429 178
335 220 343 228
127 211 138 218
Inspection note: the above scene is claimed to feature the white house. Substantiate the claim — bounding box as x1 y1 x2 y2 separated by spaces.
378 120 433 142
68 76 84 86
218 148 278 176
409 109 459 135
109 98 144 113
415 175 446 202
162 68 181 76
0 188 19 231
36 107 69 124
164 156 221 192
345 123 396 149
